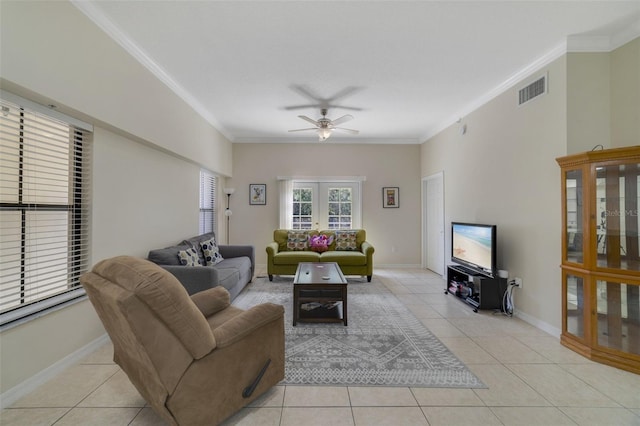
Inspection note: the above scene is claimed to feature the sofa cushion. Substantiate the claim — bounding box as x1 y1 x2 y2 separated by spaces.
182 232 218 265
215 267 240 291
178 247 202 266
149 244 193 266
272 250 320 265
334 230 358 251
287 230 309 251
272 229 367 251
320 251 367 266
200 237 223 266
214 256 252 273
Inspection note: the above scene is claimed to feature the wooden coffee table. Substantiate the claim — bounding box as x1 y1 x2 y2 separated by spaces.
293 262 348 326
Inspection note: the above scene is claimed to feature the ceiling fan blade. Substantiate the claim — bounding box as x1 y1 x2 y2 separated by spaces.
298 115 319 126
333 127 359 135
330 114 354 126
325 86 362 103
284 103 322 111
288 128 318 132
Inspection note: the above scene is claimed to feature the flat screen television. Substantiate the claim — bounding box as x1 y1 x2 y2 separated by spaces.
451 222 497 277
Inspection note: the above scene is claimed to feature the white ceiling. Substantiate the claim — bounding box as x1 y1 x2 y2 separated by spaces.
74 1 640 144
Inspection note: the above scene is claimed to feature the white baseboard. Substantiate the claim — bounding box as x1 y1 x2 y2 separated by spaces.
376 264 422 269
1 333 110 409
254 264 423 273
514 309 561 338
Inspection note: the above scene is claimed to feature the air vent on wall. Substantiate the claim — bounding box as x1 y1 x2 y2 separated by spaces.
518 73 547 105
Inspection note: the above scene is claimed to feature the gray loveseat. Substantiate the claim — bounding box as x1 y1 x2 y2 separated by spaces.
147 232 254 300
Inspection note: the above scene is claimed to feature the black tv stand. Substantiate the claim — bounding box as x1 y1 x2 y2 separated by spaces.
445 265 507 312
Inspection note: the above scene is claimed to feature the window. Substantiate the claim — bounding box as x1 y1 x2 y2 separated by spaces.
291 181 361 230
0 95 92 327
292 186 313 230
199 170 217 234
328 187 352 229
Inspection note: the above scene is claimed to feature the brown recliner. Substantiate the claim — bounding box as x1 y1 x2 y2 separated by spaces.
80 256 285 426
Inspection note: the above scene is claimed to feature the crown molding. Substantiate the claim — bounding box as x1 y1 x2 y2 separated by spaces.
610 18 640 49
71 1 638 147
568 19 640 52
422 19 640 143
277 176 367 182
233 137 421 144
70 0 234 142
567 35 614 52
421 40 567 142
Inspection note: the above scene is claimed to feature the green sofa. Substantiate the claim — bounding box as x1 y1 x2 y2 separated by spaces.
266 229 374 282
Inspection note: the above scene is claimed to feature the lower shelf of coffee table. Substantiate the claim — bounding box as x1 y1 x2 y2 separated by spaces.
297 299 343 323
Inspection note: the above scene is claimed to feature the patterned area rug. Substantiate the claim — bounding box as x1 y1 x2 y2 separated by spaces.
233 276 485 388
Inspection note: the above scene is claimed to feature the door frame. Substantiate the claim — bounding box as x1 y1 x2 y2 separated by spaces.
422 171 445 277
292 178 363 229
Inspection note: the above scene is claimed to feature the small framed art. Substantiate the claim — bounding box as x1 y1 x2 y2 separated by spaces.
382 187 399 208
249 184 266 205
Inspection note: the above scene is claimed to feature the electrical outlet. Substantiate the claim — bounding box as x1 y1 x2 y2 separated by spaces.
514 277 523 288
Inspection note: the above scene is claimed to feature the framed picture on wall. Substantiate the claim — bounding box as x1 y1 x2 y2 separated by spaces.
249 184 266 205
382 187 399 208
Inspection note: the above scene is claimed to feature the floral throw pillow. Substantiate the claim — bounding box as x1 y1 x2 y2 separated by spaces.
334 230 358 251
200 237 224 266
177 247 202 266
287 231 308 251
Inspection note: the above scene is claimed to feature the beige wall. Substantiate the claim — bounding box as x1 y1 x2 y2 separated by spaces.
567 37 640 153
92 127 203 261
0 299 104 396
0 1 230 394
230 143 422 267
610 37 640 148
0 0 232 176
421 56 568 333
567 53 611 153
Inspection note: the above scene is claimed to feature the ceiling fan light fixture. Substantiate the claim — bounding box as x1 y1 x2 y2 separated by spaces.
289 108 356 141
318 128 332 141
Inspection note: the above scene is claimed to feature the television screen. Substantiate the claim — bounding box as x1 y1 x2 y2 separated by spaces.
451 222 496 276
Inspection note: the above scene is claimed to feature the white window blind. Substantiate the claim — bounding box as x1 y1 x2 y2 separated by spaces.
199 170 217 234
0 97 92 327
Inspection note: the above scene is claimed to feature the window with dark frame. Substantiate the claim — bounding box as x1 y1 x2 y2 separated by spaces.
0 97 92 327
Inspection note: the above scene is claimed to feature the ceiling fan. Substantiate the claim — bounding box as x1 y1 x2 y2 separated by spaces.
288 109 359 141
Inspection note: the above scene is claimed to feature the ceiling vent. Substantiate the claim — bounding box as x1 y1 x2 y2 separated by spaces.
518 73 547 105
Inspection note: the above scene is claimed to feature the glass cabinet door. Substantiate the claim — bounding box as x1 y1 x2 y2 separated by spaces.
565 169 583 264
595 163 640 271
596 279 640 356
565 272 585 340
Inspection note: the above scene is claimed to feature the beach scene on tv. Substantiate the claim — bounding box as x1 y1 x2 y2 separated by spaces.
452 224 492 270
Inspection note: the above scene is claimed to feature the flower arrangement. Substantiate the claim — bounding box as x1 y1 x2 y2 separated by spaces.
308 234 334 252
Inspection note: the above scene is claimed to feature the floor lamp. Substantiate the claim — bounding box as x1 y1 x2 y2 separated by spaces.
223 188 235 244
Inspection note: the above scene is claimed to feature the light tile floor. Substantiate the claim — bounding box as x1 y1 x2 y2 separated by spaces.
2 268 640 425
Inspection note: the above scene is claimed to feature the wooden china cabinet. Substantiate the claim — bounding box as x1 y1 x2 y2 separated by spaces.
557 146 640 374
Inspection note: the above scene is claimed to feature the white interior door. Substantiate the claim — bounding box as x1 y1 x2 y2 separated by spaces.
424 172 445 276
